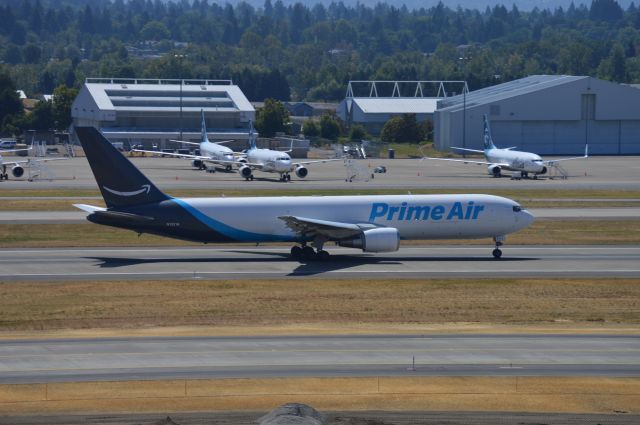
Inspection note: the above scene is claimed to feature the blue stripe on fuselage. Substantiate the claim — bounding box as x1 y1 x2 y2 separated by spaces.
172 198 292 242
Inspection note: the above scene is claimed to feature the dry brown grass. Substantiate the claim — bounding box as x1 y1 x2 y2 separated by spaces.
2 377 639 415
1 219 639 247
0 278 638 332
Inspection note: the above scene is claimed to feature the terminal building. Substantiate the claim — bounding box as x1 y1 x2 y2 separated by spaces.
71 78 255 149
337 80 468 134
435 75 640 155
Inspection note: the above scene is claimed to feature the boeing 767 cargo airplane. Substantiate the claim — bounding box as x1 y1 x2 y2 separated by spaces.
74 127 533 259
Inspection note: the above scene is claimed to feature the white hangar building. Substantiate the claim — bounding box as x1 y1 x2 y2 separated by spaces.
71 78 255 148
337 80 467 134
434 75 640 155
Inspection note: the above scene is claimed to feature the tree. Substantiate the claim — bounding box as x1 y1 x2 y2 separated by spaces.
255 98 289 137
302 120 319 137
52 85 78 130
348 124 367 140
380 114 424 144
319 113 341 140
26 100 54 131
140 21 171 40
0 73 23 132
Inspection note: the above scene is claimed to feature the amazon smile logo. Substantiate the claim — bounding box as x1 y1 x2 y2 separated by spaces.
103 184 150 197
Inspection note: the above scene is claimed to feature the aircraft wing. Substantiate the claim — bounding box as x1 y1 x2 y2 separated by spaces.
450 146 485 154
169 140 200 146
132 149 205 160
543 145 589 165
278 215 376 240
421 156 509 167
291 158 343 168
2 157 66 167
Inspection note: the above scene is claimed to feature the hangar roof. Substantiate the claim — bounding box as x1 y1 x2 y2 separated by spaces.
78 79 254 114
352 97 439 114
438 75 585 112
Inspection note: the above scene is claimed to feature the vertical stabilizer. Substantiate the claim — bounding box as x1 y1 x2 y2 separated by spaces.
248 121 257 150
75 127 169 209
201 109 210 144
483 114 497 150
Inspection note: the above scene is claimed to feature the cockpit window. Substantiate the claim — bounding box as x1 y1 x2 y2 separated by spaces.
513 205 522 212
278 157 289 161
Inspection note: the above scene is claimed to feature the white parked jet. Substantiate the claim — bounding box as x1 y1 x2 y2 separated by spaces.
423 115 588 179
227 123 341 182
133 110 237 172
73 126 534 259
0 144 64 180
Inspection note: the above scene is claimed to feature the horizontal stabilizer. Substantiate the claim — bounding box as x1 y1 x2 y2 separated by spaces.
73 203 107 213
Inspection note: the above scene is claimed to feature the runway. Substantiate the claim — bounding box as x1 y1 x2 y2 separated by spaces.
1 245 640 281
1 334 638 384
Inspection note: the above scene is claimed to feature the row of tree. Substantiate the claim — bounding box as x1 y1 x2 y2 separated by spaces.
0 0 639 102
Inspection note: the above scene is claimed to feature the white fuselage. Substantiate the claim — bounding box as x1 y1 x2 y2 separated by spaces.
171 194 533 242
246 148 292 174
485 148 546 174
200 141 235 162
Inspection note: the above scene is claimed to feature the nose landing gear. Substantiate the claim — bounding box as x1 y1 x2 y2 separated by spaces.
492 236 505 259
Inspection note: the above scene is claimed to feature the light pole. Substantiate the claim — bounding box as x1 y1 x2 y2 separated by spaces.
174 54 186 140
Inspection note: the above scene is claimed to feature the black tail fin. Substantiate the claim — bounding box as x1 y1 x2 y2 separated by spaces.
75 127 169 209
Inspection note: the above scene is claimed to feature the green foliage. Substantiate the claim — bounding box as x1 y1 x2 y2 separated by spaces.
302 120 320 138
255 98 289 138
52 85 78 130
380 114 425 144
0 0 638 99
319 113 341 140
0 72 23 133
348 124 367 141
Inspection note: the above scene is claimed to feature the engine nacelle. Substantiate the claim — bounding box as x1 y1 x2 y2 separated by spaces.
539 166 548 175
338 227 400 253
295 165 308 178
191 159 203 169
239 164 252 178
11 166 24 178
487 165 501 177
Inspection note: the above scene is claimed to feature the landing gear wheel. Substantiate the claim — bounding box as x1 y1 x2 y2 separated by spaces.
2 173 7 180
226 165 232 172
492 248 502 259
290 246 303 259
286 174 291 181
317 250 330 261
301 246 316 261
250 175 254 181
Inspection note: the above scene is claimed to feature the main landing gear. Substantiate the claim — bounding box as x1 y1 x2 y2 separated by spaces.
290 243 330 261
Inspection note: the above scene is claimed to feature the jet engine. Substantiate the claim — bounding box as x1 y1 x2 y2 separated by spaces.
487 165 501 177
191 159 203 169
239 164 253 178
338 227 400 252
294 165 308 178
539 166 548 175
11 165 24 178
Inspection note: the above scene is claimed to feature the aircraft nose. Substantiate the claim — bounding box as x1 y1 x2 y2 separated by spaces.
518 209 535 229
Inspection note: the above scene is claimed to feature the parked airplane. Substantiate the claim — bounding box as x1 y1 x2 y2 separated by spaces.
228 122 341 182
133 110 237 172
0 144 63 180
423 115 588 179
74 126 534 259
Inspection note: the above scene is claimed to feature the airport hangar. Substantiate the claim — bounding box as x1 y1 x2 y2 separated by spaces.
70 78 255 150
337 80 467 135
435 75 640 155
